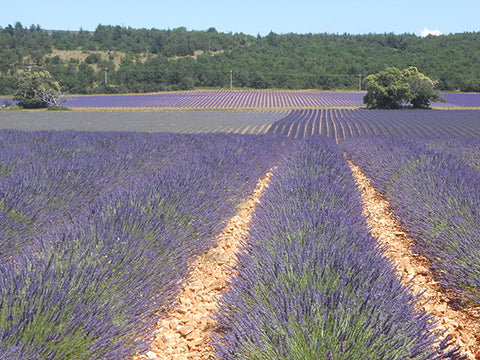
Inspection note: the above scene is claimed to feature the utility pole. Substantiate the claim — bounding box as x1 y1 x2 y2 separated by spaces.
230 70 233 90
358 74 362 91
105 67 108 85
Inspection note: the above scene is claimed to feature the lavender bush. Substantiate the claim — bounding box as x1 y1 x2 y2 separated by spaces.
342 136 480 307
213 136 461 359
411 136 480 172
0 130 290 358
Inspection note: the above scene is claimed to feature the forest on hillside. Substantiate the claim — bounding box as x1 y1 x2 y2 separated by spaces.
0 22 479 95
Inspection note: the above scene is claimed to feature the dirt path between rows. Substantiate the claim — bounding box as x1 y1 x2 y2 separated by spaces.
135 169 275 360
348 160 480 359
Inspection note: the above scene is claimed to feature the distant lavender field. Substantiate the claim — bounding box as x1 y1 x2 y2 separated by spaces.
1 108 480 140
441 93 480 107
59 90 480 109
61 90 365 109
2 90 480 109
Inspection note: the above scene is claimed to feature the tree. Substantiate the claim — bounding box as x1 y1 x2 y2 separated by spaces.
402 66 445 108
363 66 444 109
462 78 480 93
0 49 19 74
14 70 64 108
363 67 410 109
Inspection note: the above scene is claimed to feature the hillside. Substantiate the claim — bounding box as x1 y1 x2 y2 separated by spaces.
1 22 479 95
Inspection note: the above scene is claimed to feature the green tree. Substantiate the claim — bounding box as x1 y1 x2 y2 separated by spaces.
363 67 410 109
0 49 19 74
363 66 444 109
402 66 445 108
0 76 16 95
462 78 480 92
85 53 102 64
14 70 64 108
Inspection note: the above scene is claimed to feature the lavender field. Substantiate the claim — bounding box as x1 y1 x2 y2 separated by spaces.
266 109 480 141
213 136 461 359
0 130 290 358
342 136 480 309
1 108 479 142
3 90 480 111
59 90 480 109
0 129 470 359
62 90 367 109
1 90 480 358
0 109 288 134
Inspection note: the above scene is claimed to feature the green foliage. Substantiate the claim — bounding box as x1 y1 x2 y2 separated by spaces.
363 67 410 109
84 53 101 64
13 70 63 108
402 66 445 108
363 66 445 109
0 76 16 95
464 78 480 92
1 22 480 94
1 99 12 108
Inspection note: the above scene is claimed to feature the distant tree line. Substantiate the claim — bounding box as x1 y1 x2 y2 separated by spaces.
1 22 479 95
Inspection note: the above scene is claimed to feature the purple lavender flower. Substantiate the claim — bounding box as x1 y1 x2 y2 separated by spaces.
213 136 461 359
342 135 480 308
0 129 291 358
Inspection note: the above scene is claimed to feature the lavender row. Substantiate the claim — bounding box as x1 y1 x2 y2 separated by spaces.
212 136 459 359
267 109 480 141
0 130 205 263
342 136 480 308
408 136 480 172
0 130 290 359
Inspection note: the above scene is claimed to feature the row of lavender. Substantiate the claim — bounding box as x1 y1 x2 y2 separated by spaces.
342 136 480 308
0 130 289 359
267 109 480 141
212 136 460 359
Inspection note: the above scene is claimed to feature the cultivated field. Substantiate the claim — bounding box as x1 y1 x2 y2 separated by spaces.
3 90 479 142
1 108 480 142
61 90 480 109
0 109 288 134
266 109 480 141
1 90 480 358
63 90 367 109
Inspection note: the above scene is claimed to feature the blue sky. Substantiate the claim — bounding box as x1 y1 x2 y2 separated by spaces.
2 0 479 36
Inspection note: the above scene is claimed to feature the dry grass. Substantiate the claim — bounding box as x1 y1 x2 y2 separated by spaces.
47 49 129 69
45 49 225 71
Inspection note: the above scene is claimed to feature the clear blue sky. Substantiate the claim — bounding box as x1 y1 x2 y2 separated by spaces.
2 0 479 36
